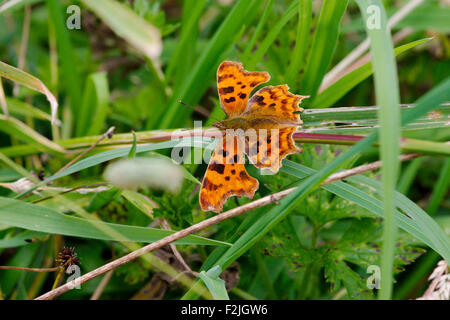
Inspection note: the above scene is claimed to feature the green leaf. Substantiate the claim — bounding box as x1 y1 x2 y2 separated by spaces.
286 0 312 90
128 131 137 159
0 115 65 155
199 265 230 300
281 160 450 263
324 258 373 299
121 189 156 219
356 0 402 299
246 1 297 70
427 158 450 216
299 0 349 102
76 72 110 137
46 0 81 123
0 196 229 247
5 98 55 123
0 230 47 248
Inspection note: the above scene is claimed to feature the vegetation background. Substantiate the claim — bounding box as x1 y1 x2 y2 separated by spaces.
0 0 449 300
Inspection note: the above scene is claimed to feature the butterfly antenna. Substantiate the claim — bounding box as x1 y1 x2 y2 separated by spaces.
178 100 222 122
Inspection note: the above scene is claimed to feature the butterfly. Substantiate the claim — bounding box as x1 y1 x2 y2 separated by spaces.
199 61 308 213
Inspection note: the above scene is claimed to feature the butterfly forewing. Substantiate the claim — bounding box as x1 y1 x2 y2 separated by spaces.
217 61 270 117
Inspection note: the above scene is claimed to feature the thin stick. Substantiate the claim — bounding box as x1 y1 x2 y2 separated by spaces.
32 182 110 203
160 219 199 277
13 5 31 97
0 266 59 272
90 270 114 300
35 153 421 300
54 127 115 176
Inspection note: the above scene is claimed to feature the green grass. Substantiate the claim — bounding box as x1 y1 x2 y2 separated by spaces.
0 0 449 301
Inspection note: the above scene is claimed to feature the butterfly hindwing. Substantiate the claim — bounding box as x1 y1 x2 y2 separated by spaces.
217 61 270 117
199 134 259 213
244 84 307 124
246 127 301 173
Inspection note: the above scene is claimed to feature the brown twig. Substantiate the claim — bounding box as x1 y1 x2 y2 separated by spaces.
34 153 421 300
0 266 59 272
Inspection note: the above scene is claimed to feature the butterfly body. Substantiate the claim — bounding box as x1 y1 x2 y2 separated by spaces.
200 61 308 213
214 115 301 131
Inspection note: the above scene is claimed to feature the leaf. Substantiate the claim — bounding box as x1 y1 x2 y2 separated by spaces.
246 1 297 69
282 160 450 263
324 258 373 299
286 0 312 90
299 0 349 102
46 0 82 121
0 115 65 155
80 0 162 60
356 0 402 299
128 131 137 159
199 265 230 300
5 98 55 123
0 60 58 124
0 230 47 248
0 197 230 247
76 72 110 137
122 189 156 219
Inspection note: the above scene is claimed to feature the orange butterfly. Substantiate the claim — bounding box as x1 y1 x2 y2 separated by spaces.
199 61 308 213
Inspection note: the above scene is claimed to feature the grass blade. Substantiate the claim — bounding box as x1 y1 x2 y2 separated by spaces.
246 1 297 70
356 0 401 299
0 115 65 155
0 197 229 247
199 265 230 300
241 0 274 63
76 72 110 137
46 0 81 124
426 158 450 216
286 0 312 90
299 0 349 102
0 60 58 124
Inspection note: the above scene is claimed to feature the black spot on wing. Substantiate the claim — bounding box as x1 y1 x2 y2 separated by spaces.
209 162 225 174
224 97 236 103
220 86 235 94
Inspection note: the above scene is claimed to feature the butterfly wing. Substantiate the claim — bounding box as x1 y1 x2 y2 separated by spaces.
200 134 259 213
217 61 270 117
243 84 307 124
246 127 301 173
243 85 306 173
